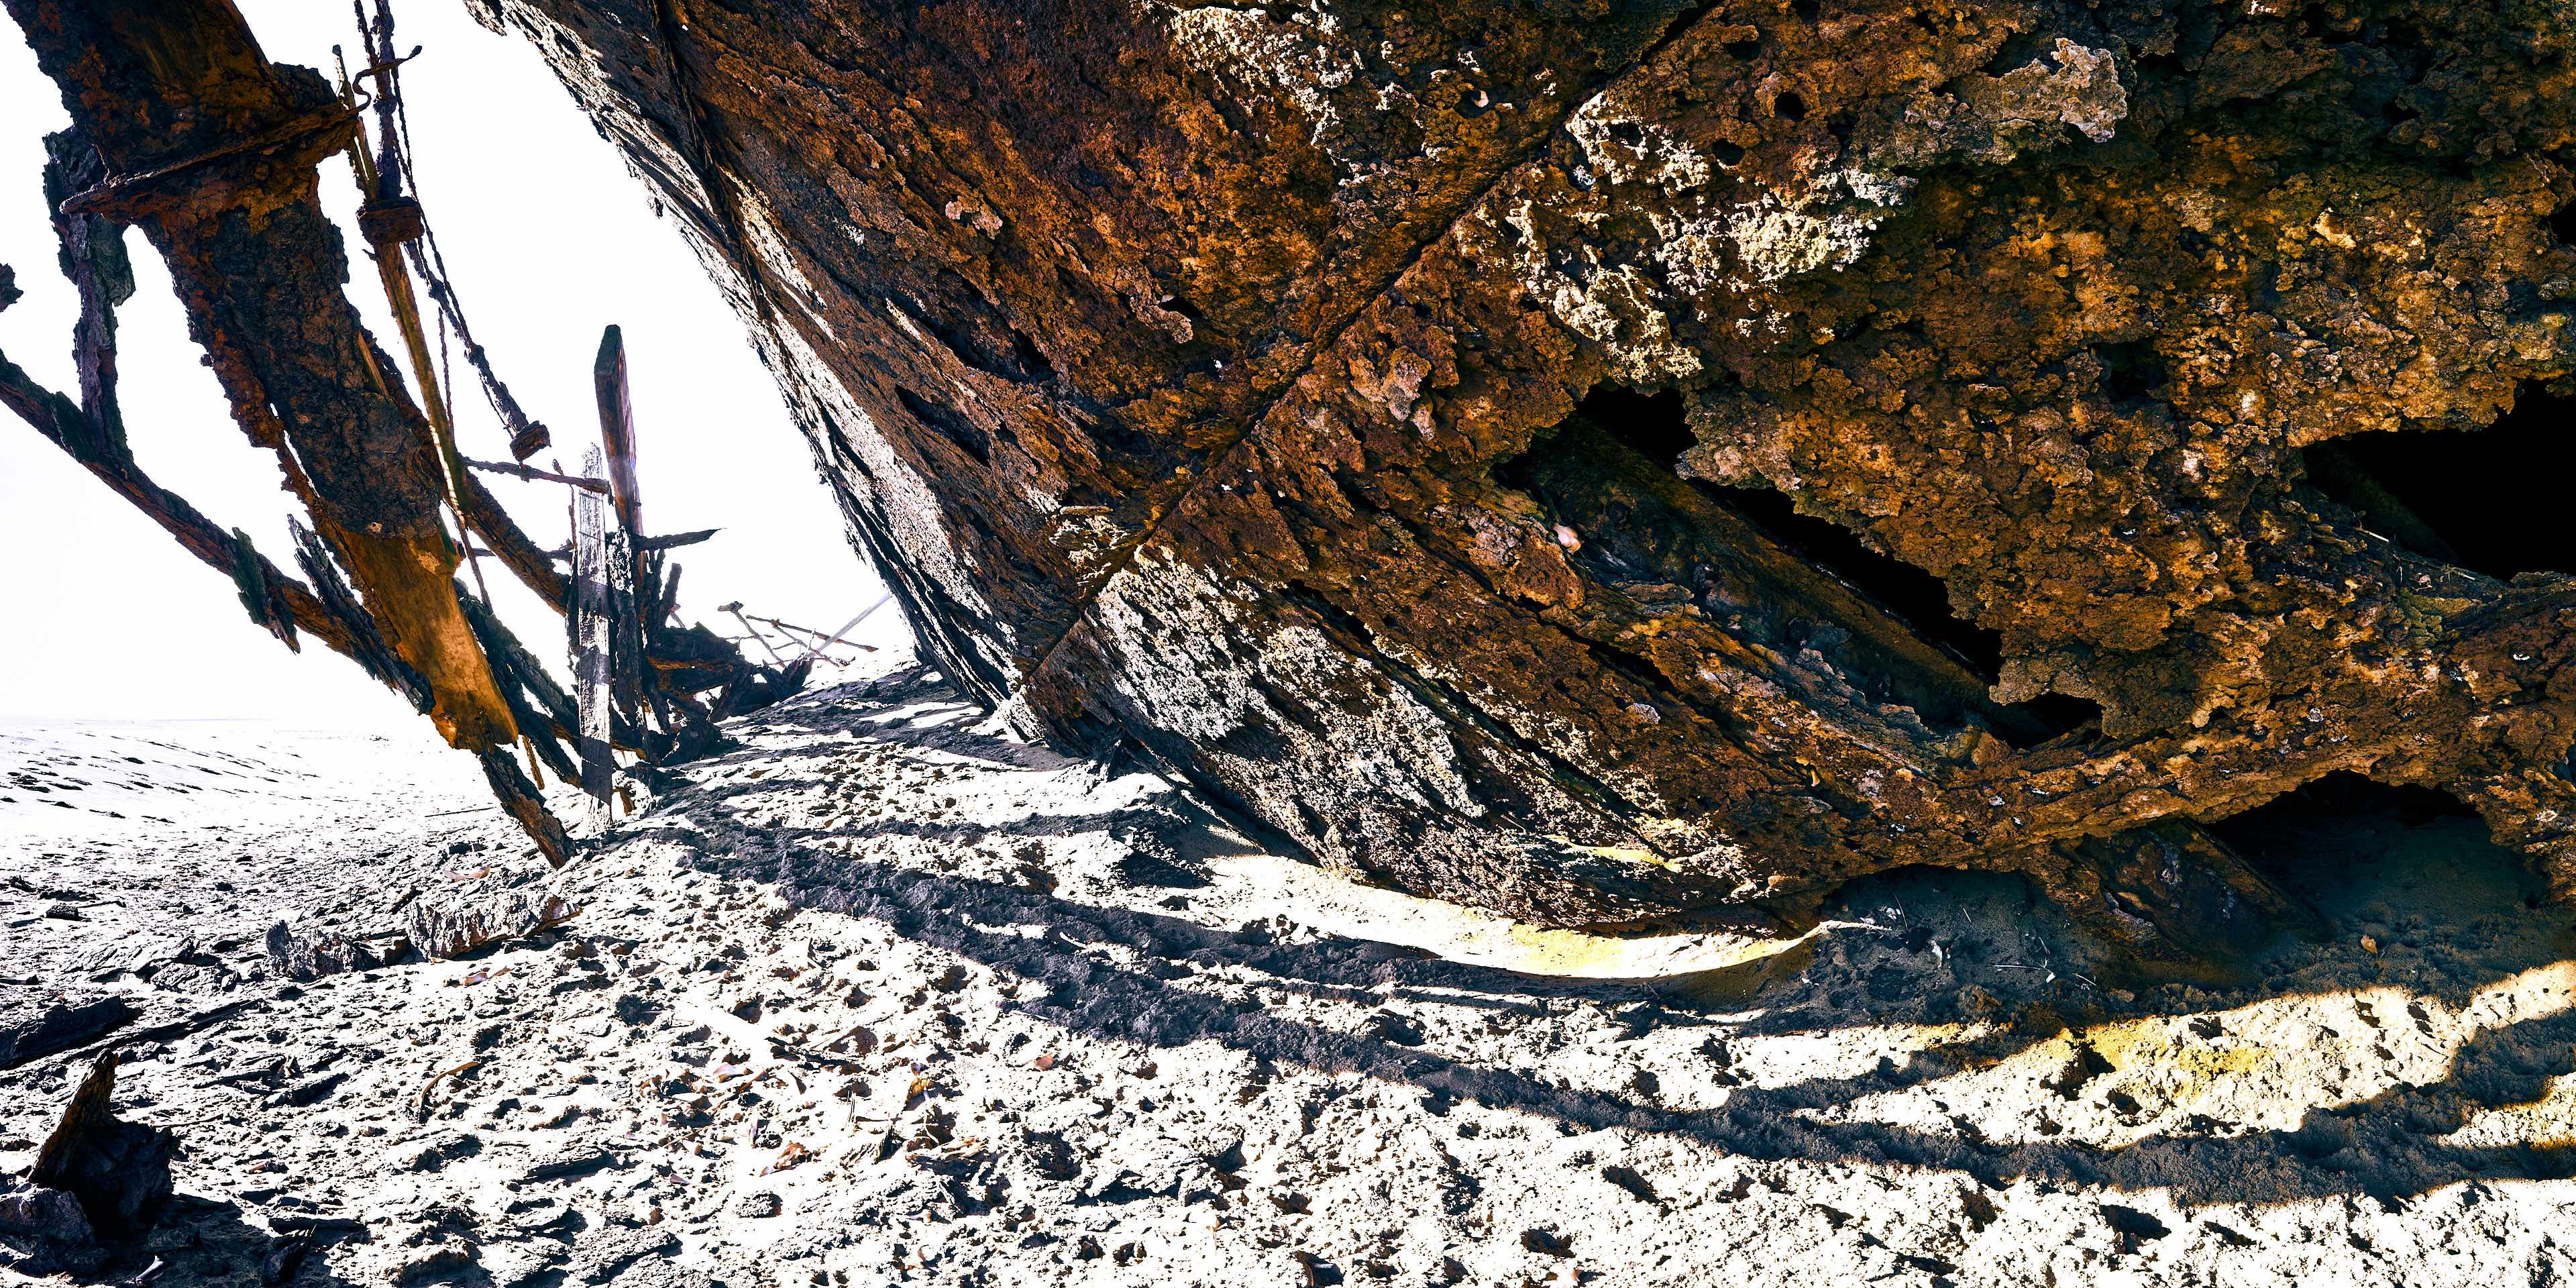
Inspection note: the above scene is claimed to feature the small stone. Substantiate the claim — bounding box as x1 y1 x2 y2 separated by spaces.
384 1238 474 1285
407 890 579 960
265 922 382 982
0 1183 93 1246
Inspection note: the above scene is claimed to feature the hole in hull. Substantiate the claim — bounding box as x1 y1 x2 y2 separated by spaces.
1567 389 2004 679
1696 479 2004 678
1704 482 2100 746
2212 772 2479 841
2092 339 2166 401
1512 386 2100 747
1573 386 1696 467
2210 773 2486 898
2304 390 2576 580
2202 774 2569 958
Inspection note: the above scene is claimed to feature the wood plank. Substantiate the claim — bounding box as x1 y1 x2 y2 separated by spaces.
606 520 647 727
592 325 658 737
592 325 645 541
569 445 616 824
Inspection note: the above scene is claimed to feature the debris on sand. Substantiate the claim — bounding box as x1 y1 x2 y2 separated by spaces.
264 923 392 983
266 881 580 980
0 996 136 1070
8 674 2576 1287
405 888 580 961
31 1053 174 1243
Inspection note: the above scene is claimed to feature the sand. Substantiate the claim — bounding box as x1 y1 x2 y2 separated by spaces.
3 660 2573 1287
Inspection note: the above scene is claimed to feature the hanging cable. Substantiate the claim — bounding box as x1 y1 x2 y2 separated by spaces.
368 0 551 460
333 40 490 609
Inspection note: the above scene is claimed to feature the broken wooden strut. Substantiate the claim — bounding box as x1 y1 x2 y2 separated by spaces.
0 0 835 859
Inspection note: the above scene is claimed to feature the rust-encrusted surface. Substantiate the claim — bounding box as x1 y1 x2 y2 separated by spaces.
7 0 520 753
484 0 2576 930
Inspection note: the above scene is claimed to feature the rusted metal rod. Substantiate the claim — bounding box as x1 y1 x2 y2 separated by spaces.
794 592 898 659
720 601 793 665
462 455 610 494
744 612 878 657
340 61 489 606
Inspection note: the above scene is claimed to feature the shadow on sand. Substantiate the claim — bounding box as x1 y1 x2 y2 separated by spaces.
633 669 2576 1210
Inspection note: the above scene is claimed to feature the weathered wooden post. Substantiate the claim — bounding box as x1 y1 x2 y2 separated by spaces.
568 445 619 827
593 327 647 577
592 325 654 729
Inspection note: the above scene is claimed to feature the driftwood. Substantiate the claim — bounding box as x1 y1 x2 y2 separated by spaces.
32 1053 174 1244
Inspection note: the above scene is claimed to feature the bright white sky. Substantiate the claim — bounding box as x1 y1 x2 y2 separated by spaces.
0 2 905 738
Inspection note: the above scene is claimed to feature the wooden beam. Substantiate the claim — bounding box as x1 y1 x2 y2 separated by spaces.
457 468 570 613
590 326 655 731
592 325 645 541
570 445 619 824
0 348 402 682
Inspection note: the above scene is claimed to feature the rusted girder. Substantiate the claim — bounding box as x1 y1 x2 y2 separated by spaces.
6 0 519 754
0 141 388 686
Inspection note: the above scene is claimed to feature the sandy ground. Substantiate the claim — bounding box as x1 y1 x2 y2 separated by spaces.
4 661 2575 1287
